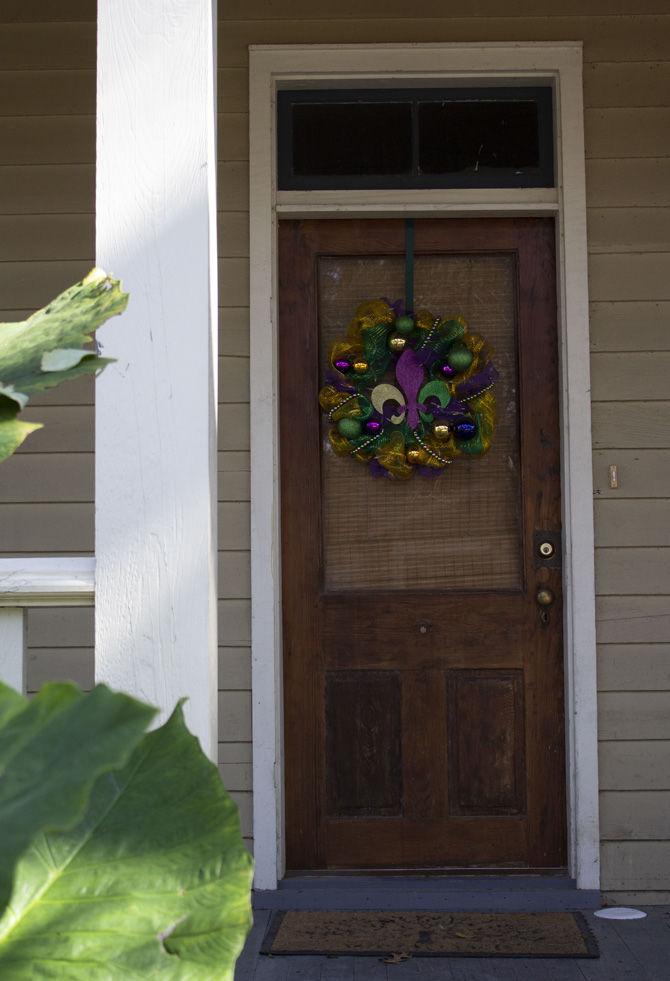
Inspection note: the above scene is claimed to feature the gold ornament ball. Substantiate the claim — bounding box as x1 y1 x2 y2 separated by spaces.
388 333 407 353
407 448 422 464
353 359 369 375
432 423 451 442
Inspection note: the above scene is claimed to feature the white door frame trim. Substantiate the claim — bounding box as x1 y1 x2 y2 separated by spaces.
249 42 598 891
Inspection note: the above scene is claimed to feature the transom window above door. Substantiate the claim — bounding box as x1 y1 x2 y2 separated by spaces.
277 86 554 191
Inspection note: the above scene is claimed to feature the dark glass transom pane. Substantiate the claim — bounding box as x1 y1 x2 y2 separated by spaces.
291 103 412 177
418 100 539 176
277 87 554 190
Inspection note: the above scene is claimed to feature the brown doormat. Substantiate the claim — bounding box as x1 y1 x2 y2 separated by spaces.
261 910 599 959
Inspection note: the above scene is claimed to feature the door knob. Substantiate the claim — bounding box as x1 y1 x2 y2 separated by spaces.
536 588 555 607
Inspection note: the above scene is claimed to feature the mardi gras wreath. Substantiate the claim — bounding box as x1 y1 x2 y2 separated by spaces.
319 299 498 480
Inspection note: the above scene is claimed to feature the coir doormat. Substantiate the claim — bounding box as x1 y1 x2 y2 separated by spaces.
261 910 599 959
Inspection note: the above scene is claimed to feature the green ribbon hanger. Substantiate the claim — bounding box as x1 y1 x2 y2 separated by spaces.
405 217 414 315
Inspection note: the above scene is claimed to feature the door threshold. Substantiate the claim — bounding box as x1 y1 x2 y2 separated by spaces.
253 874 600 912
284 867 569 877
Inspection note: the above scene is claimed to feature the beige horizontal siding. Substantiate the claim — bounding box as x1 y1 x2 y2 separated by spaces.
217 158 670 212
590 302 670 352
0 503 92 553
586 159 670 207
18 406 94 453
597 597 670 645
220 762 253 792
0 165 94 214
0 453 93 502
220 404 250 452
219 17 670 67
0 116 94 165
219 553 251 600
219 307 251 355
0 2 95 21
224 1 668 17
599 741 670 791
589 253 670 301
220 356 250 402
591 353 670 400
602 842 670 891
0 71 95 116
588 210 670 255
602 889 670 904
220 742 253 764
585 107 670 158
0 260 92 308
593 450 670 498
219 648 252 689
599 693 670 740
598 646 670 691
594 501 670 546
24 607 94 696
219 600 251 646
601 792 670 840
26 647 94 693
0 14 96 574
595 549 670 595
219 691 252 743
0 215 93 260
0 24 95 70
216 61 670 110
591 403 670 449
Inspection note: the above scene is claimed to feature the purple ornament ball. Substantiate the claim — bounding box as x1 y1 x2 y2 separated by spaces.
365 419 383 435
334 358 352 374
440 361 457 379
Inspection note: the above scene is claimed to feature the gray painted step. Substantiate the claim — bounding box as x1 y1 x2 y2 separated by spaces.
254 876 601 911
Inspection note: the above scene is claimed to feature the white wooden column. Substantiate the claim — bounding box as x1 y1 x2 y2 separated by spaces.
95 1 219 759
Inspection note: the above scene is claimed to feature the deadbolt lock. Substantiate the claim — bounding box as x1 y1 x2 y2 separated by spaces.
534 530 561 569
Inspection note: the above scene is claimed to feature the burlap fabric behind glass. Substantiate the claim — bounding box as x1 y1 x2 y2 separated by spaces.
319 253 522 592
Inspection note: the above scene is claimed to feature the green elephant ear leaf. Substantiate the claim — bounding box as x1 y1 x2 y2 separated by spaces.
0 701 253 980
0 267 127 463
0 683 157 919
0 415 42 461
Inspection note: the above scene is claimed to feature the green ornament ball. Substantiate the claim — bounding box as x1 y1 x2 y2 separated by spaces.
446 341 474 373
337 417 362 439
395 314 415 335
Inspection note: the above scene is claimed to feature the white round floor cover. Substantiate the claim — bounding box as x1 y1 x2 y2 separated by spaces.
594 907 647 920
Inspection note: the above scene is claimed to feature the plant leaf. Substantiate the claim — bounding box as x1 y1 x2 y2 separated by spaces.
0 267 127 462
0 416 42 461
0 702 253 980
0 268 127 397
0 683 156 919
0 684 26 729
40 348 97 372
0 385 28 413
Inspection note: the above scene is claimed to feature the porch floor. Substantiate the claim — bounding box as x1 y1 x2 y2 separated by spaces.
235 906 670 980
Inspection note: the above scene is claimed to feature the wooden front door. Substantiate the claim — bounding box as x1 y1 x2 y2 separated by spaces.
279 218 566 872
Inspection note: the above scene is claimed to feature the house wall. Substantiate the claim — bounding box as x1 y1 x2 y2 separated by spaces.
0 5 96 704
1 1 668 898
